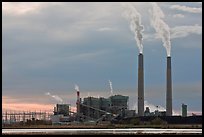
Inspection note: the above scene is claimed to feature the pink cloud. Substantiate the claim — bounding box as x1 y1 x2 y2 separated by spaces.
2 96 76 113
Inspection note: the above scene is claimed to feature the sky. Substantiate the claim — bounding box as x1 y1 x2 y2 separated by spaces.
2 2 202 116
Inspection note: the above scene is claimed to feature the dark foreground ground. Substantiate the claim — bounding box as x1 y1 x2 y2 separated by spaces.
2 123 202 129
2 124 202 135
2 128 202 135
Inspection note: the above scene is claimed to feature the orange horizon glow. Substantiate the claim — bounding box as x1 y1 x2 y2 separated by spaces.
2 96 76 113
3 102 54 112
2 96 201 116
3 102 77 113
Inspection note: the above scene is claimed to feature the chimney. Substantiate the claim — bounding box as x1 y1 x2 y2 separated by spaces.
166 56 172 116
138 53 144 116
76 91 80 115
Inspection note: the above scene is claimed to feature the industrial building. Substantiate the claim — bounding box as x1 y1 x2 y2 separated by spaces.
109 95 129 115
144 107 166 116
79 95 132 121
50 94 135 124
182 103 187 117
54 104 70 116
51 104 73 124
42 53 175 125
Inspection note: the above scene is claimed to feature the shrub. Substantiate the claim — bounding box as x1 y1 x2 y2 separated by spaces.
150 117 166 125
130 118 140 125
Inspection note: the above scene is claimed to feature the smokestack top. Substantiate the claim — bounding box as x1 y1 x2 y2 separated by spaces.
138 53 143 69
167 56 171 68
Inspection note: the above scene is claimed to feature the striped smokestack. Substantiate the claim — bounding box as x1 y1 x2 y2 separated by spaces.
138 53 144 116
166 56 172 116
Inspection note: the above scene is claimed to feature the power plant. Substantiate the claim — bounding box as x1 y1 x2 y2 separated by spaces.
2 3 201 128
1 53 178 125
2 57 202 126
48 92 135 124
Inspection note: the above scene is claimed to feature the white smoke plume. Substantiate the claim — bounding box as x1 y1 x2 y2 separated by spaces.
109 80 113 95
145 101 179 115
75 84 79 91
144 100 166 112
121 2 144 53
150 2 171 57
45 92 63 103
133 100 179 115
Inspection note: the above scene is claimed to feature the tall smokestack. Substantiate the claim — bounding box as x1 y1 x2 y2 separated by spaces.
138 53 144 116
166 57 172 116
76 91 80 114
75 84 80 118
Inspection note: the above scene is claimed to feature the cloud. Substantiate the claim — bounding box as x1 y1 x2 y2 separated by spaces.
3 102 53 112
144 24 202 40
97 27 117 32
2 96 54 112
170 4 202 13
173 14 185 18
2 2 43 15
171 24 202 39
2 2 123 45
2 95 77 113
2 2 75 16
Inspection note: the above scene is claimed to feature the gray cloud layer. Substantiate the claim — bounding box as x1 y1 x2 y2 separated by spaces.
170 4 202 13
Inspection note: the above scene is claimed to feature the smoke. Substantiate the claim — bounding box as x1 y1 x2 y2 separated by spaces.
144 100 166 111
109 80 113 95
132 100 179 115
150 2 171 57
75 84 79 91
121 2 144 53
132 100 165 112
45 92 63 103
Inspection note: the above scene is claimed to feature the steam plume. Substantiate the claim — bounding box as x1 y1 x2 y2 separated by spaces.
150 2 171 56
144 101 179 115
144 100 166 111
121 2 144 53
45 92 63 103
75 84 79 91
109 80 113 95
132 100 179 115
